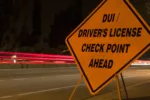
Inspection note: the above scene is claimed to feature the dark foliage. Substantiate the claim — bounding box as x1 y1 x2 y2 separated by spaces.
49 0 82 48
0 0 13 45
130 0 150 26
30 0 42 46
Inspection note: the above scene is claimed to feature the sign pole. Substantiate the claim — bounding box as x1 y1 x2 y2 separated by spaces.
120 73 129 100
115 74 122 100
69 75 83 100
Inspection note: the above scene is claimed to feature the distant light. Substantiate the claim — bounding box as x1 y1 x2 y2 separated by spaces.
11 55 17 59
53 61 66 64
13 60 16 63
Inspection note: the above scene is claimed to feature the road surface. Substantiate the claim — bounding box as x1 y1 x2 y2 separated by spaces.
0 66 150 100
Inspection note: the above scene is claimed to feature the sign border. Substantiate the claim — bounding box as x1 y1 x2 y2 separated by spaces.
66 0 150 93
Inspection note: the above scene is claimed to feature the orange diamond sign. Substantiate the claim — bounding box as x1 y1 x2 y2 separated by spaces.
65 0 150 95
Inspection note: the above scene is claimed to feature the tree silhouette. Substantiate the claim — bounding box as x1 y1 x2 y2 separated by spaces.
19 17 30 47
0 0 13 47
130 0 150 26
30 0 42 46
0 0 29 51
49 0 82 48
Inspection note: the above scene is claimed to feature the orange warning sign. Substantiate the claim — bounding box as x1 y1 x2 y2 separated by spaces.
65 0 150 95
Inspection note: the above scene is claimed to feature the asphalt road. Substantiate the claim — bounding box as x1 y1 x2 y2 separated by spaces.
0 66 150 100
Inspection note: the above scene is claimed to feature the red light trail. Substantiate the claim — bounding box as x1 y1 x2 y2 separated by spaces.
0 51 148 65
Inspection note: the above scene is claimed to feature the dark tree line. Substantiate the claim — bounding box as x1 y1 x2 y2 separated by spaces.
49 0 82 48
0 0 42 52
31 0 42 46
0 0 13 47
0 0 82 54
130 0 150 26
48 0 82 54
20 0 41 47
0 0 149 58
0 0 28 51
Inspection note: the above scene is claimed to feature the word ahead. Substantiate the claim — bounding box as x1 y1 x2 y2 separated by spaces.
89 59 113 69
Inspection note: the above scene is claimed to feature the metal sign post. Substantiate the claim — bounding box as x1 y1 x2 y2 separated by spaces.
120 73 129 100
69 75 83 100
115 74 122 100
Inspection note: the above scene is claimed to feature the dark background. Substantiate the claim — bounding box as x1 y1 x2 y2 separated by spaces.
0 0 149 59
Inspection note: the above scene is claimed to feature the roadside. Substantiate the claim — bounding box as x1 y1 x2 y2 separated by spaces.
0 64 76 69
86 79 150 100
